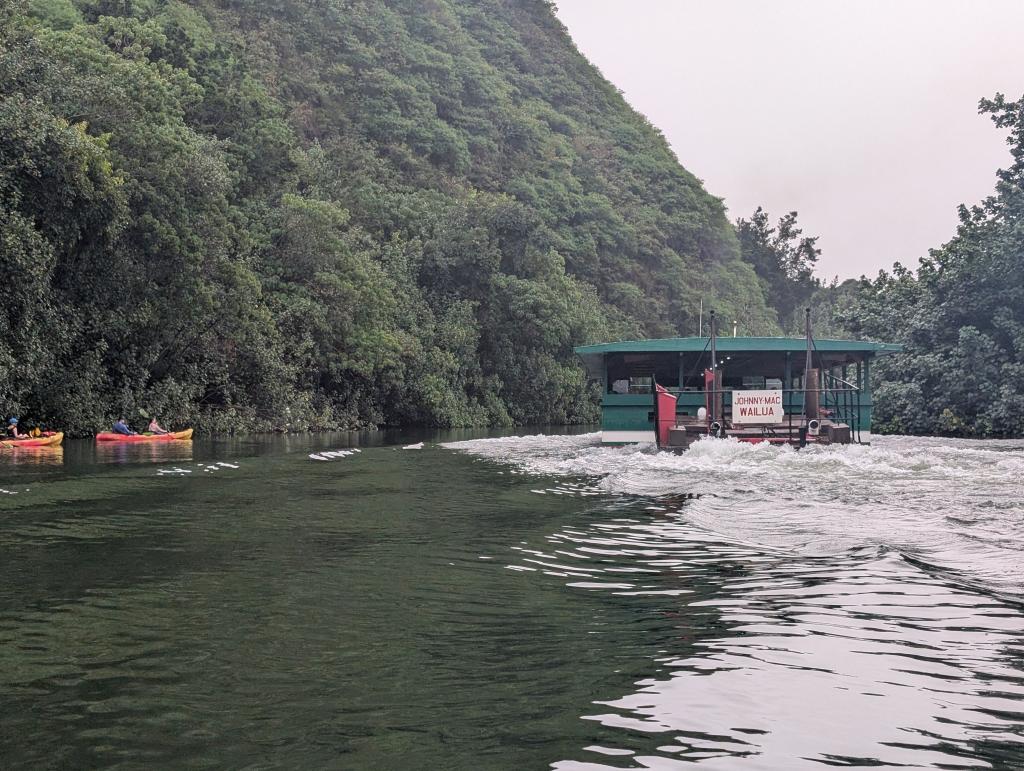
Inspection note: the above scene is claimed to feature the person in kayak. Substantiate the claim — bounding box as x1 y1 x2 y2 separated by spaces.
147 417 169 435
112 418 137 436
6 417 23 439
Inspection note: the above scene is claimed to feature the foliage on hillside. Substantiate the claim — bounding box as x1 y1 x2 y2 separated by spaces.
830 95 1024 437
1 0 779 434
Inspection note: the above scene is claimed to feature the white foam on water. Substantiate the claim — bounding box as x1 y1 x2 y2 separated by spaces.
309 448 358 462
444 433 1024 595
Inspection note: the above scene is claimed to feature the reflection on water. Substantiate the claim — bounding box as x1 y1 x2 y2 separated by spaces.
0 446 63 467
447 433 1024 768
2 430 1024 769
521 514 1024 769
92 439 194 465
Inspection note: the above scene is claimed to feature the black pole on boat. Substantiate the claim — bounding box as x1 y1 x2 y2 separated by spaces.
800 307 812 447
651 371 660 448
709 310 717 424
803 308 812 414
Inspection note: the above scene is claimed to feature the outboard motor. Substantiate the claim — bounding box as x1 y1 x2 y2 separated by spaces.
807 418 821 437
709 421 726 439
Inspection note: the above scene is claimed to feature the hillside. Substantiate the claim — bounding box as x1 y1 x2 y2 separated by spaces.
1 0 778 433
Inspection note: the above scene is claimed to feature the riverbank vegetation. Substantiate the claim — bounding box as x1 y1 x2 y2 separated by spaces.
1 0 778 435
2 1 1021 437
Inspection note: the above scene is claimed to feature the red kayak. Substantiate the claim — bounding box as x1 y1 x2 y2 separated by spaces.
95 429 194 442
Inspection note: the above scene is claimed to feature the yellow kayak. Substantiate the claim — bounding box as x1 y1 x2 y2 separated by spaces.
1 432 64 448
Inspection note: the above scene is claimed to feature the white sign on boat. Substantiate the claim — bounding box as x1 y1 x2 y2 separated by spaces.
732 389 785 424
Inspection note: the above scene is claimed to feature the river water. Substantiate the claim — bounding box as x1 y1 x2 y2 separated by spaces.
2 431 1023 769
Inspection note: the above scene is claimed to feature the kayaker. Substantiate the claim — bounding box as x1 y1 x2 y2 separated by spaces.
112 418 137 436
6 417 23 439
147 417 169 435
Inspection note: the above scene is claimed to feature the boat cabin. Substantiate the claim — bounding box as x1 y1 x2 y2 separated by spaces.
575 329 901 448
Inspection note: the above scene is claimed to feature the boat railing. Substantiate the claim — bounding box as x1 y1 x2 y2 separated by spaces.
821 373 863 443
673 381 864 444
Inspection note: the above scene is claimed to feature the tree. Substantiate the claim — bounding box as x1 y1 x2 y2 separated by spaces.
736 207 822 331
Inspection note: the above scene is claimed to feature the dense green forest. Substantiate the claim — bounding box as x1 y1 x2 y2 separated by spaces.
1 0 778 434
2 0 1022 437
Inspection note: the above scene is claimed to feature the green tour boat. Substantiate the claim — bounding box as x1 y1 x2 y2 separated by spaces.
575 311 901 449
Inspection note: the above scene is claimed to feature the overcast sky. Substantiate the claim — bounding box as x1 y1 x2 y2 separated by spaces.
554 0 1023 279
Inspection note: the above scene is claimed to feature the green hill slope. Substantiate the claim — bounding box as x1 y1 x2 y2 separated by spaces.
2 0 777 432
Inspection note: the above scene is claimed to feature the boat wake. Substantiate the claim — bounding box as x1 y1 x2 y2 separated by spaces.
444 433 1024 597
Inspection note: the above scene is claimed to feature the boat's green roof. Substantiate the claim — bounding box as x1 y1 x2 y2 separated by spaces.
575 337 902 356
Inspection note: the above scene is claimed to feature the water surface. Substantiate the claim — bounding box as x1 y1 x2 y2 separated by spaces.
2 431 1024 769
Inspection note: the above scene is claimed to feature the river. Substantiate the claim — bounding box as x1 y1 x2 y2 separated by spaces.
2 431 1023 769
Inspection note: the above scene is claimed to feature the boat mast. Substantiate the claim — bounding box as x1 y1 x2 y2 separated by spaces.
709 310 717 423
803 307 813 421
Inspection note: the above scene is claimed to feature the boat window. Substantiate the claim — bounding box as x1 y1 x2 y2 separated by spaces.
605 353 680 393
628 376 653 394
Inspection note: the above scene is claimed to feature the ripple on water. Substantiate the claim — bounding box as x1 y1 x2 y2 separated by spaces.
445 433 1024 768
444 433 1024 596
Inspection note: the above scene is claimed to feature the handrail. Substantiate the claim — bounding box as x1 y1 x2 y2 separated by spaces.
664 387 859 396
665 384 865 443
651 380 863 396
822 374 860 391
822 372 862 443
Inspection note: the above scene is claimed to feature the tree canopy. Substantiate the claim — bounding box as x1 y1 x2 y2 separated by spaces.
1 0 780 434
8 0 1014 438
736 207 822 332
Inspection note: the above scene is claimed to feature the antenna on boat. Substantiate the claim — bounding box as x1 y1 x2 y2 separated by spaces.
698 298 703 336
709 310 717 423
801 307 816 446
803 307 811 415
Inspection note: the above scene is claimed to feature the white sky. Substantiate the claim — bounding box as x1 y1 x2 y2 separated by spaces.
554 0 1023 279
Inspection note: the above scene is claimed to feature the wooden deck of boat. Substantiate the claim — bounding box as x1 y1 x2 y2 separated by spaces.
667 415 856 450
